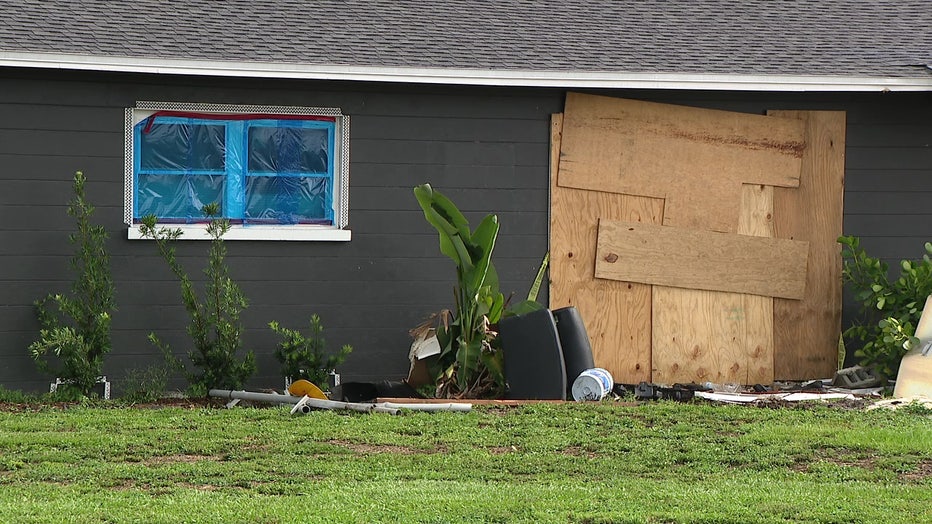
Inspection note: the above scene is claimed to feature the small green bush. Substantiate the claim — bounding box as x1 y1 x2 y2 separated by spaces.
270 314 351 388
139 204 256 396
30 171 116 398
839 235 932 379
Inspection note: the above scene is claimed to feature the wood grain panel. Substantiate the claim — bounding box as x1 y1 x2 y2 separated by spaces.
652 287 746 385
595 220 810 299
651 185 777 385
549 113 663 383
739 184 776 385
768 111 847 380
558 92 806 233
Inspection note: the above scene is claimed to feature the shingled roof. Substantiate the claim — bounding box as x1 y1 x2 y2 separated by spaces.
1 0 930 90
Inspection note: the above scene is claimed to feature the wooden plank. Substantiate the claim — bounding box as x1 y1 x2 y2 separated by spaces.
739 184 776 385
768 111 847 380
651 184 776 385
549 113 663 383
558 93 806 233
595 220 810 299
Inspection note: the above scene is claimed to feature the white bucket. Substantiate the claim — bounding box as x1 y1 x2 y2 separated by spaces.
572 368 614 401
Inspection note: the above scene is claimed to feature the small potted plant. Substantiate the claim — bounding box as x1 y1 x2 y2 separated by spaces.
269 314 352 391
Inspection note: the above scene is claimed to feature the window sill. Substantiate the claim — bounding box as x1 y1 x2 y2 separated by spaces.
127 224 352 241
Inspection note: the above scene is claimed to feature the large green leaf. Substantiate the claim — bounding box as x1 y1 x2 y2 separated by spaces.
527 252 550 302
479 348 505 388
414 184 469 239
488 292 505 324
505 299 545 317
464 214 500 293
415 185 476 273
456 336 483 389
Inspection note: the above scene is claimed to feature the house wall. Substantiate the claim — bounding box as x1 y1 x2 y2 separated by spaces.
0 68 928 393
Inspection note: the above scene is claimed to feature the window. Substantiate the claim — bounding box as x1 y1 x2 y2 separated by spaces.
125 102 350 241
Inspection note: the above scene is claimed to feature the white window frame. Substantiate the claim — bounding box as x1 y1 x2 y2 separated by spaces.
124 101 351 241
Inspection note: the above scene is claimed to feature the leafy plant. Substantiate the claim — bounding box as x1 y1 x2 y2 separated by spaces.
269 314 352 388
838 235 932 379
139 204 255 396
30 171 116 398
413 184 545 398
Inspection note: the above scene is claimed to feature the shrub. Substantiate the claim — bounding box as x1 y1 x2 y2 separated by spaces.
30 171 115 398
838 235 932 379
269 314 352 388
139 204 255 396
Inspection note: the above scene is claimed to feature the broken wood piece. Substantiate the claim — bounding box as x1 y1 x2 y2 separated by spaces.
595 220 810 299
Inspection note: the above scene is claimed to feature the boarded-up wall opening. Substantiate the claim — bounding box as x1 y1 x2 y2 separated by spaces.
549 93 846 384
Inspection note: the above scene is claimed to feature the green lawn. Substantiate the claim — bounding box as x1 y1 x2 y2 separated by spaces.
0 400 929 523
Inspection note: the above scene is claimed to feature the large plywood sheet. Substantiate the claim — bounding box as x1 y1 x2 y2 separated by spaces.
595 220 810 299
549 113 663 383
768 111 847 380
558 93 807 233
651 184 777 385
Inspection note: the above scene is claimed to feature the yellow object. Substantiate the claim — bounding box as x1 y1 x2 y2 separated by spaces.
288 379 327 399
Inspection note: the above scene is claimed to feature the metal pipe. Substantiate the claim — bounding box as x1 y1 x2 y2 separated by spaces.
209 389 303 405
209 389 400 415
208 389 470 414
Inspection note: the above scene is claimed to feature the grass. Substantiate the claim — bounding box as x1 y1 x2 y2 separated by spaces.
0 399 929 523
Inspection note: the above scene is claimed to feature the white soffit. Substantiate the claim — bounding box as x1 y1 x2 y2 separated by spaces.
2 51 932 92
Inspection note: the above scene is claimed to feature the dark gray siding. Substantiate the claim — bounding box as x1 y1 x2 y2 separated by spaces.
0 69 559 393
0 68 928 392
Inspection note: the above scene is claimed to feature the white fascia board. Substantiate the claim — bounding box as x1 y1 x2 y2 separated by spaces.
127 224 351 242
2 51 932 92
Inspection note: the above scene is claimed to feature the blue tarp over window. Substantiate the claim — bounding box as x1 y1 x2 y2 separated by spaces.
134 115 335 225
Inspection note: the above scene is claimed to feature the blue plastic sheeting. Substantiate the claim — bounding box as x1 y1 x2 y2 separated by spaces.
225 121 246 221
136 173 224 220
134 115 335 224
248 125 329 174
140 123 225 171
245 176 330 223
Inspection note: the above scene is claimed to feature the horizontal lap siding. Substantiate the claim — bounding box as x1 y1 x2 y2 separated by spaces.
0 69 928 392
0 69 559 392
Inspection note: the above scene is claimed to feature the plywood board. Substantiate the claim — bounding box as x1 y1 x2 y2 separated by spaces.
549 113 663 383
651 184 777 385
652 287 747 385
768 111 847 380
739 184 776 385
558 92 807 233
595 220 810 299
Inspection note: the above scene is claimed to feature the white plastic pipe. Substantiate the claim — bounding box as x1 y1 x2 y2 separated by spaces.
208 389 471 414
208 389 303 405
379 402 472 413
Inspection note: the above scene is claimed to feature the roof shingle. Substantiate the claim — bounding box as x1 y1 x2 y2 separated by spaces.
0 0 929 78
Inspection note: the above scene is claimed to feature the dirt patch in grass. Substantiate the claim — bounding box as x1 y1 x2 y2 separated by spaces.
328 439 444 455
0 401 75 413
0 397 228 412
791 448 878 473
131 397 228 409
142 454 221 466
900 459 932 482
560 445 598 458
753 397 873 411
488 445 519 455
